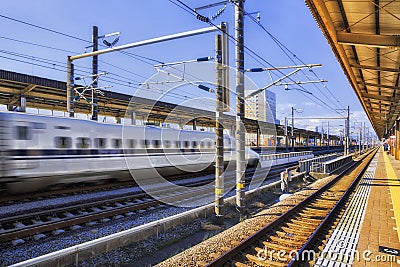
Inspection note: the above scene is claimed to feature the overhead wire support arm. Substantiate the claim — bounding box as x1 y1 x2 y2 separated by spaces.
244 64 324 99
245 63 322 72
74 72 108 80
245 68 301 99
69 26 219 61
194 1 228 11
154 56 214 68
66 25 223 117
151 67 215 93
277 79 327 86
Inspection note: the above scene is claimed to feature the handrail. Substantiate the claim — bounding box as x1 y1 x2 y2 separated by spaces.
260 151 313 161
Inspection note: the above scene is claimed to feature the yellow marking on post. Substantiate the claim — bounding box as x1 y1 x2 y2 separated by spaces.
383 151 400 241
237 183 245 189
215 188 223 195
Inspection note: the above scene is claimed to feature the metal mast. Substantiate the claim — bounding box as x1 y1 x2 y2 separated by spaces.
291 107 295 152
214 22 228 224
345 105 350 155
92 26 99 121
235 0 246 218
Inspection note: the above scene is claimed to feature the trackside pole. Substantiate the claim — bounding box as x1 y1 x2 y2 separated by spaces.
66 58 74 117
214 22 229 224
92 26 99 121
215 33 224 223
235 0 246 219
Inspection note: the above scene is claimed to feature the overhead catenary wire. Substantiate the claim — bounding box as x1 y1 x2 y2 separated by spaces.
183 0 346 114
0 49 217 104
0 12 220 101
1 7 329 115
231 1 346 111
169 0 344 114
0 27 210 102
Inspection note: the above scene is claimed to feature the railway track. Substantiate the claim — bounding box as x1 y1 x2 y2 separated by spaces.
204 149 377 267
0 149 329 205
0 162 296 244
0 169 218 205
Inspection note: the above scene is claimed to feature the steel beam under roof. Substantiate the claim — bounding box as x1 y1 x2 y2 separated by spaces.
306 0 400 139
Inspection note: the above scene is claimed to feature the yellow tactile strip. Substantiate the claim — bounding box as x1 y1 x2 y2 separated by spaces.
383 150 400 241
353 149 400 267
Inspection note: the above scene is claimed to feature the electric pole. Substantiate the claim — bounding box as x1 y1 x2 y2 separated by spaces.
215 33 224 224
327 121 330 151
67 59 74 117
235 0 246 219
285 117 289 152
291 107 295 152
347 106 350 154
92 26 99 121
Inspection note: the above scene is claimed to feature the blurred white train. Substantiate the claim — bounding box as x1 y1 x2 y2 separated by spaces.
0 111 259 194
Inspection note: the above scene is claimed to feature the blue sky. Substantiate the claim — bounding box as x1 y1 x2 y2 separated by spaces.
0 0 375 138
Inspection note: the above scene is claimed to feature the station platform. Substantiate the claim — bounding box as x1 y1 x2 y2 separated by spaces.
316 148 400 266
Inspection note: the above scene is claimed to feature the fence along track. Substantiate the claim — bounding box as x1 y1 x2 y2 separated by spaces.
205 148 377 267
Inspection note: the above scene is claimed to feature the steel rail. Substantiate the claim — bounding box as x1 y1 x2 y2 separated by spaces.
0 162 297 243
288 149 377 266
205 148 377 267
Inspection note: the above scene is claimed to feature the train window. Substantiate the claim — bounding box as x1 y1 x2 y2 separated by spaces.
95 138 107 148
173 141 179 148
55 126 70 130
138 140 144 148
192 141 198 148
208 141 213 148
144 139 150 148
15 126 32 140
163 140 171 148
77 137 91 148
153 140 161 148
112 139 122 148
55 136 72 148
128 139 136 148
183 141 190 148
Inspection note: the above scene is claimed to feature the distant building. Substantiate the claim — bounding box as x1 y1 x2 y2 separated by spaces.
244 89 279 146
245 89 278 124
265 90 279 125
245 90 267 122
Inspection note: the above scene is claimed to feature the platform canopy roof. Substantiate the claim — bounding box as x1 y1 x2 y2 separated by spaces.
306 0 400 139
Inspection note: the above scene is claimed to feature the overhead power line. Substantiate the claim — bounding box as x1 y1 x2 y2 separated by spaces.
230 2 345 111
169 0 344 114
0 14 90 43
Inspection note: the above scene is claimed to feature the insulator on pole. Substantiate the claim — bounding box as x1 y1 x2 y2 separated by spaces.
248 68 264 72
198 84 212 92
197 56 211 62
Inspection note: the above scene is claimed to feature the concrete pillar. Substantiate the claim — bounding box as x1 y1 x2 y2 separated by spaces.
20 97 26 112
115 115 121 124
396 120 400 160
392 125 395 156
230 125 235 137
192 119 197 131
131 111 136 125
